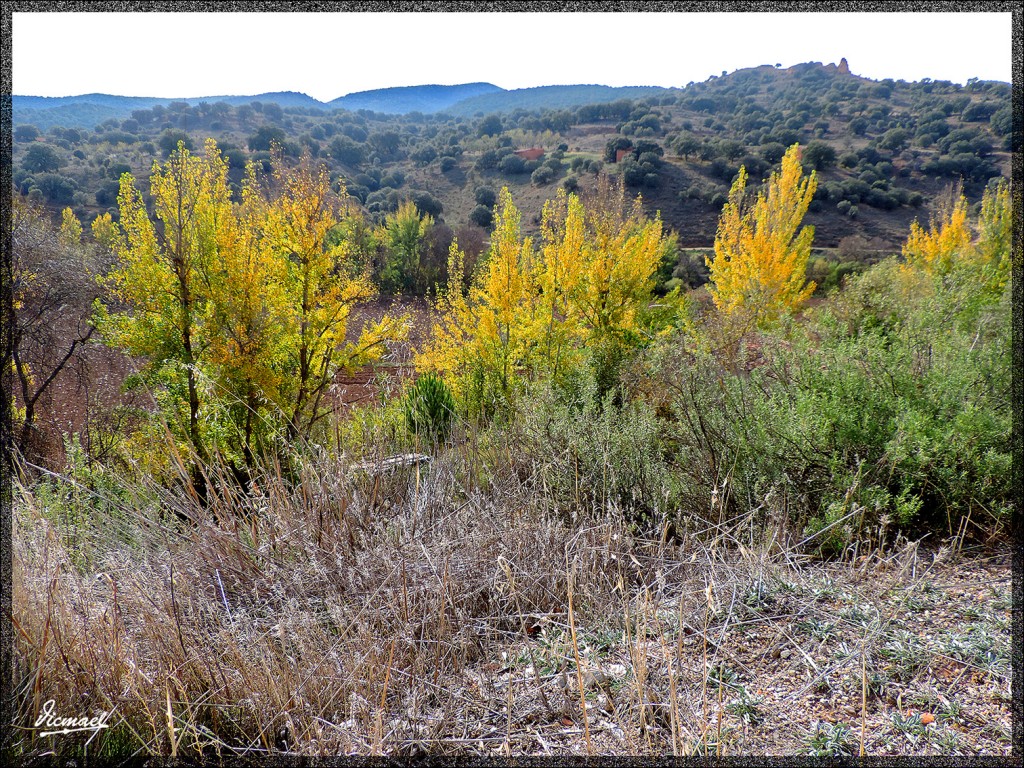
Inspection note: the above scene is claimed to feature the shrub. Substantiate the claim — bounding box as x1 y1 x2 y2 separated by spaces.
474 186 497 208
411 145 438 165
649 252 1011 550
513 373 673 528
403 373 456 443
14 124 40 143
21 144 62 173
158 130 194 156
33 173 77 205
498 154 527 175
469 204 493 229
411 191 443 219
329 136 366 166
802 141 836 170
95 179 121 207
531 166 554 185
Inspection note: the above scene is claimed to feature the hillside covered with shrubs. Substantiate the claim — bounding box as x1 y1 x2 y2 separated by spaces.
13 59 1011 288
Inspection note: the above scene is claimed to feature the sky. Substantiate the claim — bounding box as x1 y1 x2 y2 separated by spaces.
12 11 1014 101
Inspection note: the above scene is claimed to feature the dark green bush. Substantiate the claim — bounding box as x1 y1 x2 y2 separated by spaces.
474 186 496 208
531 166 554 185
469 204 493 229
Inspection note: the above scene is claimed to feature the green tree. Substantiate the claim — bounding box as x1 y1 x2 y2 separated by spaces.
369 131 402 158
95 139 229 481
329 135 366 166
673 132 700 160
801 140 837 170
158 129 194 156
21 143 62 173
14 124 40 143
474 186 497 208
604 137 633 163
477 114 503 137
33 174 77 205
379 200 434 294
248 125 287 152
469 204 493 229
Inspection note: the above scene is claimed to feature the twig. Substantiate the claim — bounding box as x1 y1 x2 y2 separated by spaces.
215 569 230 614
566 557 592 755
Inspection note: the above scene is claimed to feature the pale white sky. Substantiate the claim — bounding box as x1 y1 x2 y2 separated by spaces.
13 11 1013 101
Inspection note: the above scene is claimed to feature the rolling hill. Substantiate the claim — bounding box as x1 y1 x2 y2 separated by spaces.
11 62 1011 266
329 82 504 114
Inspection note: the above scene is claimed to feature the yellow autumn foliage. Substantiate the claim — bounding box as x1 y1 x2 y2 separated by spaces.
95 140 405 468
417 183 678 412
901 192 971 275
59 207 82 248
901 178 1012 296
708 143 817 329
419 188 541 407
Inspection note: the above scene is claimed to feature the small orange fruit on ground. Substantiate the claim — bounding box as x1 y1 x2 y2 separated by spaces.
921 713 935 725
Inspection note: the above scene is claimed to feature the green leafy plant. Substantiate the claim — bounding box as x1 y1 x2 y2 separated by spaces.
403 372 457 443
806 721 855 757
725 688 765 725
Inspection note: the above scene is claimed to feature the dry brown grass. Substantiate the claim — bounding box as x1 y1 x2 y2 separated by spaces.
9 439 1013 759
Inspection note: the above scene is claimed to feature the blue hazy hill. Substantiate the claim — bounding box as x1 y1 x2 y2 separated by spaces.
12 83 685 129
328 83 503 114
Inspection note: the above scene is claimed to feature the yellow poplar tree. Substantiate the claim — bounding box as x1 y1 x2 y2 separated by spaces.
418 188 542 409
96 139 231 464
708 143 817 329
59 207 83 248
90 212 118 252
972 178 1012 295
901 190 971 276
421 182 680 406
900 179 1011 297
543 183 670 338
203 162 290 465
538 182 677 387
96 142 407 474
260 151 407 441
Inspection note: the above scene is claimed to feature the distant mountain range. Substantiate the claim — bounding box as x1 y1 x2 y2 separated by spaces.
13 82 682 130
329 82 503 114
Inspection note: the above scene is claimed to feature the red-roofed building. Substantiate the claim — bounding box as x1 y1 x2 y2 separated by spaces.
513 147 545 161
